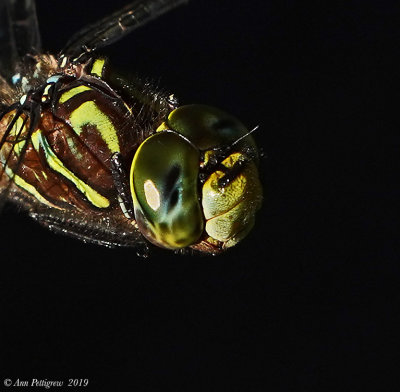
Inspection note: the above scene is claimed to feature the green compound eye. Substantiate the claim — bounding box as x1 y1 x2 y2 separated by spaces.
157 104 257 151
130 131 204 249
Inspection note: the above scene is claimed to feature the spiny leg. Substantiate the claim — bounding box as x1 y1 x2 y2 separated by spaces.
61 0 188 63
111 152 135 219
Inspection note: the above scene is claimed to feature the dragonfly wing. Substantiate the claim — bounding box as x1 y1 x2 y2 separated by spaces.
29 206 148 252
0 0 42 80
61 0 187 62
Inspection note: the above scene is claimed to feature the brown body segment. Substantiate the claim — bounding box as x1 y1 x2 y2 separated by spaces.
40 111 115 197
0 77 136 211
0 109 104 210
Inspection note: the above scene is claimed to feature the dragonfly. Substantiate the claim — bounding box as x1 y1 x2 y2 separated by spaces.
0 0 262 256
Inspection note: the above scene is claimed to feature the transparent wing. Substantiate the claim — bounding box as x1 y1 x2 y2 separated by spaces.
61 0 187 62
0 0 42 80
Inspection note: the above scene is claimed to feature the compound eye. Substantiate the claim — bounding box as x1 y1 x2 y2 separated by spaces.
158 104 257 152
130 131 204 249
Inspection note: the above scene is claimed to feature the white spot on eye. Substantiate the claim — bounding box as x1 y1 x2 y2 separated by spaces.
144 179 160 211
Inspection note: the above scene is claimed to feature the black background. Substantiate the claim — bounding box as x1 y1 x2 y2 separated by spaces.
1 0 398 390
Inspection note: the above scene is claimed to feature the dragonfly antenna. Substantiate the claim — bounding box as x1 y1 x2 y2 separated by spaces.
231 124 260 147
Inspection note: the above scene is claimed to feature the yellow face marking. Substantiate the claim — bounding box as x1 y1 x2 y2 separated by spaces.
201 150 216 168
31 130 110 208
59 85 92 104
202 152 247 220
202 152 262 245
4 167 55 208
144 179 160 211
69 101 120 153
90 58 106 77
205 201 247 241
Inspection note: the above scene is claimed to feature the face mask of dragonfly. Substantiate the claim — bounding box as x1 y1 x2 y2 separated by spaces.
0 0 262 256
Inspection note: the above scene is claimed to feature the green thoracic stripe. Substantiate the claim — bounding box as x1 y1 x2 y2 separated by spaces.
69 100 121 153
31 129 110 208
3 166 54 207
9 112 26 137
59 85 92 104
11 140 27 156
91 58 106 77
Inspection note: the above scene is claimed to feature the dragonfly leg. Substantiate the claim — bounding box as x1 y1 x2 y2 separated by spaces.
111 152 135 219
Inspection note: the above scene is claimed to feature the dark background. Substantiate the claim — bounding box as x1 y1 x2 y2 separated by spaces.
1 0 397 390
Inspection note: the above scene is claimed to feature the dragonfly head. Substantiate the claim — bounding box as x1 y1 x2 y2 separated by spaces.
130 104 262 252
